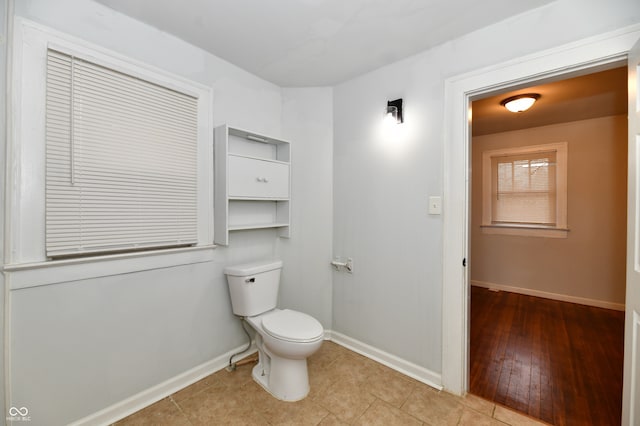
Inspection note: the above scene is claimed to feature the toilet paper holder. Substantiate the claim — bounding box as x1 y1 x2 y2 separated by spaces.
331 257 353 273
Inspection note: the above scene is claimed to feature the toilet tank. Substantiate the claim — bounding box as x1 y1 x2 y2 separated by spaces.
224 260 283 317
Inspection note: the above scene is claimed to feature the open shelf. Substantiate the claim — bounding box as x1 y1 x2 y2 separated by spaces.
214 125 291 245
228 153 290 165
228 223 290 231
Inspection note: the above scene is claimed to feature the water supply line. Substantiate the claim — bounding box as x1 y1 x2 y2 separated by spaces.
227 318 253 371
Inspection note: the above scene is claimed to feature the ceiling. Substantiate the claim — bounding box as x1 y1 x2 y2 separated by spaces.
93 1 626 127
95 0 553 87
471 66 628 136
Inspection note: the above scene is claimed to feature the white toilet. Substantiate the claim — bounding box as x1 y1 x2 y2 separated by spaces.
224 260 324 401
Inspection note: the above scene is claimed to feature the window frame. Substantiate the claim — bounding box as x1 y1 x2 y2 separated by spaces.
481 142 568 238
5 19 214 287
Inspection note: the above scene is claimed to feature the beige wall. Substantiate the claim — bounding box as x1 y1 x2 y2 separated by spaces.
471 115 627 306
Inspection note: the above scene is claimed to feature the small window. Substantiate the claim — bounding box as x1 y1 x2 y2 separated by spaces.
45 49 199 257
482 142 568 238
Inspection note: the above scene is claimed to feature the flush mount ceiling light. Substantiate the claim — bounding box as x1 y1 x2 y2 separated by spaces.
500 93 541 113
385 98 404 124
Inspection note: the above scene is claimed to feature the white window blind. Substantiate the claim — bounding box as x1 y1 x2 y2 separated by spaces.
46 49 199 257
491 151 557 225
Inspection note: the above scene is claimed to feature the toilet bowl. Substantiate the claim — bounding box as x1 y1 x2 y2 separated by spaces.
246 309 323 400
224 260 324 401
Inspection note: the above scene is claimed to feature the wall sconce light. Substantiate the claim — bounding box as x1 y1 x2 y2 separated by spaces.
500 93 540 113
385 98 404 124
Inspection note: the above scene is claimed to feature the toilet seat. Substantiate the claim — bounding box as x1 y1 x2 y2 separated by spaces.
261 309 324 343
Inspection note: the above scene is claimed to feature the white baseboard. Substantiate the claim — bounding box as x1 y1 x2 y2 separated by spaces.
323 329 333 341
471 280 625 311
69 343 257 426
71 329 442 425
329 331 443 391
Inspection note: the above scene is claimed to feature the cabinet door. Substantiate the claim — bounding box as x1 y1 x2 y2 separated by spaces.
228 156 289 198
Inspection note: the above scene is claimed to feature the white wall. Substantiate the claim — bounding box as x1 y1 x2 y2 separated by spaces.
279 88 334 328
332 0 640 377
332 65 443 371
6 1 333 425
471 116 627 307
0 0 8 421
15 0 282 136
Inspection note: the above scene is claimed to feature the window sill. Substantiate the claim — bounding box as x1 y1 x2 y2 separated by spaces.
3 245 217 290
481 224 569 238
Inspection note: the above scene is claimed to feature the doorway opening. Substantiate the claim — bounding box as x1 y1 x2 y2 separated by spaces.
467 67 627 424
442 26 640 426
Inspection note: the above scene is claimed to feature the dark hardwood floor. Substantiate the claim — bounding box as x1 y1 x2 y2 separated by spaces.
470 286 625 426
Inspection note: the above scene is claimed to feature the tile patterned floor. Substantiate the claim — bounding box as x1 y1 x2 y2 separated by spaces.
115 342 548 425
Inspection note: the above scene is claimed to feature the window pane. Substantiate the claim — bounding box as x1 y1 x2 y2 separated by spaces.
492 151 557 225
46 49 199 257
494 192 556 224
530 157 552 191
497 162 512 192
513 159 529 192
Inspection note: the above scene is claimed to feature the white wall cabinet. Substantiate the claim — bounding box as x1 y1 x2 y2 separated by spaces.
228 155 290 198
214 125 291 245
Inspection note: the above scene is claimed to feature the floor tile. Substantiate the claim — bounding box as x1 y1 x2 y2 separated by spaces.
317 413 349 425
493 404 549 425
171 373 224 403
401 387 465 426
459 393 495 417
354 399 423 426
458 407 506 426
364 364 417 408
212 360 255 389
116 343 548 426
259 395 329 425
234 380 275 411
115 398 190 426
323 352 378 385
176 382 267 425
307 341 346 370
314 377 376 423
308 365 337 401
307 342 347 400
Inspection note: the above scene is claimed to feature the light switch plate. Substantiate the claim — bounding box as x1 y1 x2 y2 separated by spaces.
428 196 442 215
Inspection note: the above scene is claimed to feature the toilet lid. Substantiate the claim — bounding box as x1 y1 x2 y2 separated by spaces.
261 309 324 343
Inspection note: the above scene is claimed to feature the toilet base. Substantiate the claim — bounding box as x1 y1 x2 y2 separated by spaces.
252 355 310 402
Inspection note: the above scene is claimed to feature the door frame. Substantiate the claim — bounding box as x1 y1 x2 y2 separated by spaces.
441 23 640 400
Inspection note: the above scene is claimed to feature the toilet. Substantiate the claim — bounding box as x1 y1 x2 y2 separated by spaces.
224 260 324 401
